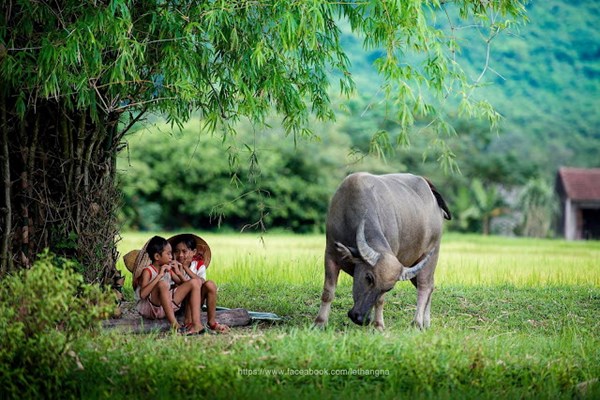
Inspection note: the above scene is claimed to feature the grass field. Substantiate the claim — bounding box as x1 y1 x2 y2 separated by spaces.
75 232 599 399
116 232 600 290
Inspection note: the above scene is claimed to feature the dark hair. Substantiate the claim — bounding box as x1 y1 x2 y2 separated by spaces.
171 234 196 250
146 236 169 262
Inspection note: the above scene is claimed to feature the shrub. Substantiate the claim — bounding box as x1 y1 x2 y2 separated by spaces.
0 250 116 399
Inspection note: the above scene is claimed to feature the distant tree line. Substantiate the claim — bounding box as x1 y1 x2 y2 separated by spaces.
119 107 559 237
119 120 349 233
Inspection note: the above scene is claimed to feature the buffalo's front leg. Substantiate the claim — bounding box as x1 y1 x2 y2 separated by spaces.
314 255 341 328
373 293 386 331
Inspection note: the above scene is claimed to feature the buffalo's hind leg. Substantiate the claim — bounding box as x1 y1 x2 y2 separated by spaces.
410 246 440 329
314 254 341 328
413 286 434 329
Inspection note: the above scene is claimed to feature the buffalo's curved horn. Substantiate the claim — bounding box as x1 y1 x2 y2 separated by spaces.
398 249 435 281
356 219 380 266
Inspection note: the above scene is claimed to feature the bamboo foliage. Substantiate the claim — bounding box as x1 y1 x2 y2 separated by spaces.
0 0 527 283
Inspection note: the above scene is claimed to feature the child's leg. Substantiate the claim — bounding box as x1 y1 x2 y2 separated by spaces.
181 285 202 327
184 301 192 327
203 280 229 332
174 279 204 333
153 281 179 329
203 280 217 325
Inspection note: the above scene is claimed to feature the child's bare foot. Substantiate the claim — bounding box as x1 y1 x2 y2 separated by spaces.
209 321 229 333
171 322 182 331
185 324 206 335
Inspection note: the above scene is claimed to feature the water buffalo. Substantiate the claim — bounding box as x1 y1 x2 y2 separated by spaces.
314 172 451 330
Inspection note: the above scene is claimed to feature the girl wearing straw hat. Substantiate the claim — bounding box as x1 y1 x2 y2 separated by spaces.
133 235 206 334
169 233 230 333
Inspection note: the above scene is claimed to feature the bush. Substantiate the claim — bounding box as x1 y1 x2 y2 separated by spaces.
0 251 116 399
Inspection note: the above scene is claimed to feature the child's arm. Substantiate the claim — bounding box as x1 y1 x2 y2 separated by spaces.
182 263 205 284
181 263 196 279
169 261 187 284
139 265 169 300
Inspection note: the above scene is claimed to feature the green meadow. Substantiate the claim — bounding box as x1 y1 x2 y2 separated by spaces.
75 233 599 399
117 232 600 289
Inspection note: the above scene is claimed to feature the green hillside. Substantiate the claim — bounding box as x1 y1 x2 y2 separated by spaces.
342 0 600 175
472 0 599 171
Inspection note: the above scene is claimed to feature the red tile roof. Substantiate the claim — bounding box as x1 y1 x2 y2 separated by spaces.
557 167 600 201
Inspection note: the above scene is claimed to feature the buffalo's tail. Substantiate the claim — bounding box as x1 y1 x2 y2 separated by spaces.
425 178 452 220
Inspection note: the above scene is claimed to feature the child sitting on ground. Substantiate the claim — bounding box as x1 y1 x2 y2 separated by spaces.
168 233 230 333
133 235 206 335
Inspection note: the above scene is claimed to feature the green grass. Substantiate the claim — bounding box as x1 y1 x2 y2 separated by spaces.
81 232 600 399
117 231 600 293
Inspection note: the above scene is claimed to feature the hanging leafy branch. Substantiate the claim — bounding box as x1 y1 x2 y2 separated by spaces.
2 1 527 137
0 0 528 281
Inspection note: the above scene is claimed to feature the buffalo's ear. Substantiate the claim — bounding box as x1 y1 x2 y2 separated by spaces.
335 242 362 264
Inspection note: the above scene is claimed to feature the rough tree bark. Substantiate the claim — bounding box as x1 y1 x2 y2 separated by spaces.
0 94 125 287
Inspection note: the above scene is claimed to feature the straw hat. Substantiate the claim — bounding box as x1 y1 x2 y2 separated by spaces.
167 233 212 268
123 239 153 288
123 250 140 273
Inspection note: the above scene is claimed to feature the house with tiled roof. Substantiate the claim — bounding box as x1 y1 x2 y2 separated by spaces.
555 167 600 240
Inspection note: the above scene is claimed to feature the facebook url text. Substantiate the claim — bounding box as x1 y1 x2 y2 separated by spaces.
238 368 390 377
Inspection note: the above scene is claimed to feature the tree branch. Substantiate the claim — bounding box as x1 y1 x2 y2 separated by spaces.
118 106 148 138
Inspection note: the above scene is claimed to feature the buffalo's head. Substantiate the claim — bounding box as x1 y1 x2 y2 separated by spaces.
336 219 433 326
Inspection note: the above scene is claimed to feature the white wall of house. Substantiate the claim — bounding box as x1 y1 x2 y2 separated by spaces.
564 199 577 240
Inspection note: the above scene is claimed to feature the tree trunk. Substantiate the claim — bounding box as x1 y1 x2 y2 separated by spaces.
1 94 123 287
482 215 490 236
0 94 12 274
